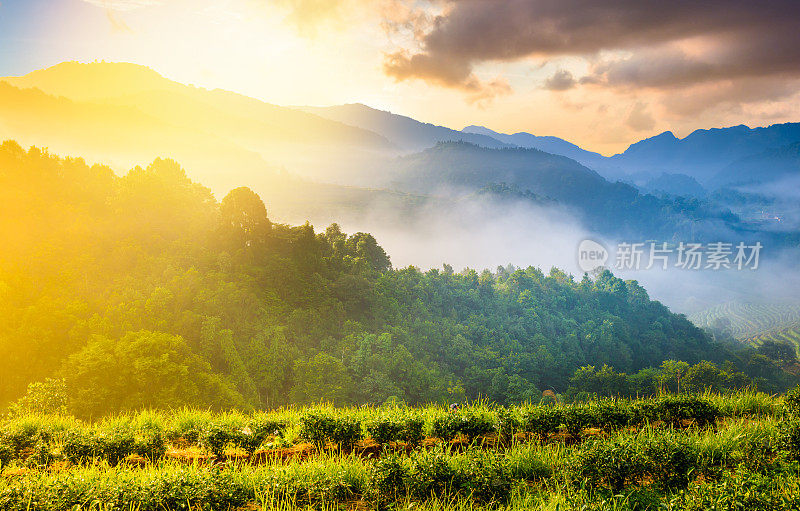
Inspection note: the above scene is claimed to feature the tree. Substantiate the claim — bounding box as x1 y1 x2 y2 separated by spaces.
60 331 247 418
289 352 352 405
219 187 271 249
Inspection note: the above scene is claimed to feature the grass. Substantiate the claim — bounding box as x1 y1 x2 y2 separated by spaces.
1 392 800 510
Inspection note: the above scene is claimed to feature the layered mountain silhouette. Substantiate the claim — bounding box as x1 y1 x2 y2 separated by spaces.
461 125 607 169
609 124 800 188
1 60 797 242
298 103 513 151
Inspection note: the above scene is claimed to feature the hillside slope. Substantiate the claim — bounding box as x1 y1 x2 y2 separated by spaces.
0 141 716 414
298 103 512 151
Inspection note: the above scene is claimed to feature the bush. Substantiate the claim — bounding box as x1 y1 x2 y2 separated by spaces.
496 408 521 443
784 385 800 416
0 441 13 470
521 407 563 440
507 448 551 481
135 429 166 460
779 419 800 461
594 401 632 430
562 406 595 437
460 452 513 506
199 423 233 458
400 417 425 446
570 438 647 492
407 450 463 500
62 429 102 463
431 411 495 442
367 417 404 445
657 395 719 428
98 428 136 465
299 412 363 451
642 434 699 490
369 453 409 504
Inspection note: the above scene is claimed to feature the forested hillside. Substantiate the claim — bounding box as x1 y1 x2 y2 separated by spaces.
0 141 761 418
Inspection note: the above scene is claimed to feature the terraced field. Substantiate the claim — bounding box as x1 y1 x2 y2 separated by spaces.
689 301 800 339
747 325 800 353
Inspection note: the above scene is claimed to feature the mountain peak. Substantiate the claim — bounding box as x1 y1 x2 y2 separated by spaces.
3 60 176 101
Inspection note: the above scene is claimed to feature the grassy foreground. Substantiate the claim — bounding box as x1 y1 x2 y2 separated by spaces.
2 392 800 510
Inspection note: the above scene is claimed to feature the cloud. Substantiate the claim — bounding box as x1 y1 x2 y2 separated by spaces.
383 0 800 109
543 69 576 91
625 101 655 131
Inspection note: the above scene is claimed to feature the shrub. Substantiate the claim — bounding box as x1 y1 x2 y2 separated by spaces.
521 407 563 440
562 406 595 438
784 385 800 416
200 423 233 458
496 408 521 443
642 434 699 490
570 438 647 492
400 417 425 446
431 411 495 442
369 453 409 504
594 401 631 430
367 417 404 445
99 428 136 465
655 395 719 428
460 452 513 506
0 441 13 470
779 419 800 462
507 448 552 481
232 418 284 454
62 429 102 463
407 450 463 499
299 412 363 451
135 429 166 460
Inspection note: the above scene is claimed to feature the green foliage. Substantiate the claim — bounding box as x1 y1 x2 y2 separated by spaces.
654 395 719 428
570 438 647 493
199 422 233 458
431 411 495 441
562 405 596 438
784 385 800 415
0 142 738 415
6 379 67 418
369 453 408 504
366 413 425 447
642 434 698 491
521 406 563 440
299 411 363 450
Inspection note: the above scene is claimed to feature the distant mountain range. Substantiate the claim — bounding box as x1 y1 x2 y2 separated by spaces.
298 104 513 151
300 102 800 197
461 125 607 169
1 60 798 243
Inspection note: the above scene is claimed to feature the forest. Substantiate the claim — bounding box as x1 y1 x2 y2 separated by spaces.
0 140 794 418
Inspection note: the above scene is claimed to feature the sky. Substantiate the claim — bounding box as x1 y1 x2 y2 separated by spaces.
1 0 799 155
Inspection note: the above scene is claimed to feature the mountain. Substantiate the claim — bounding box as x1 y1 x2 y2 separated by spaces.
2 62 390 149
388 141 608 199
383 141 748 240
611 123 800 185
0 62 395 185
297 103 513 151
461 125 607 168
710 141 800 190
0 81 271 191
642 173 707 198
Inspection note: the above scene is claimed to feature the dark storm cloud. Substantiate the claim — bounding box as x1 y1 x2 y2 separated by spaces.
384 0 800 102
